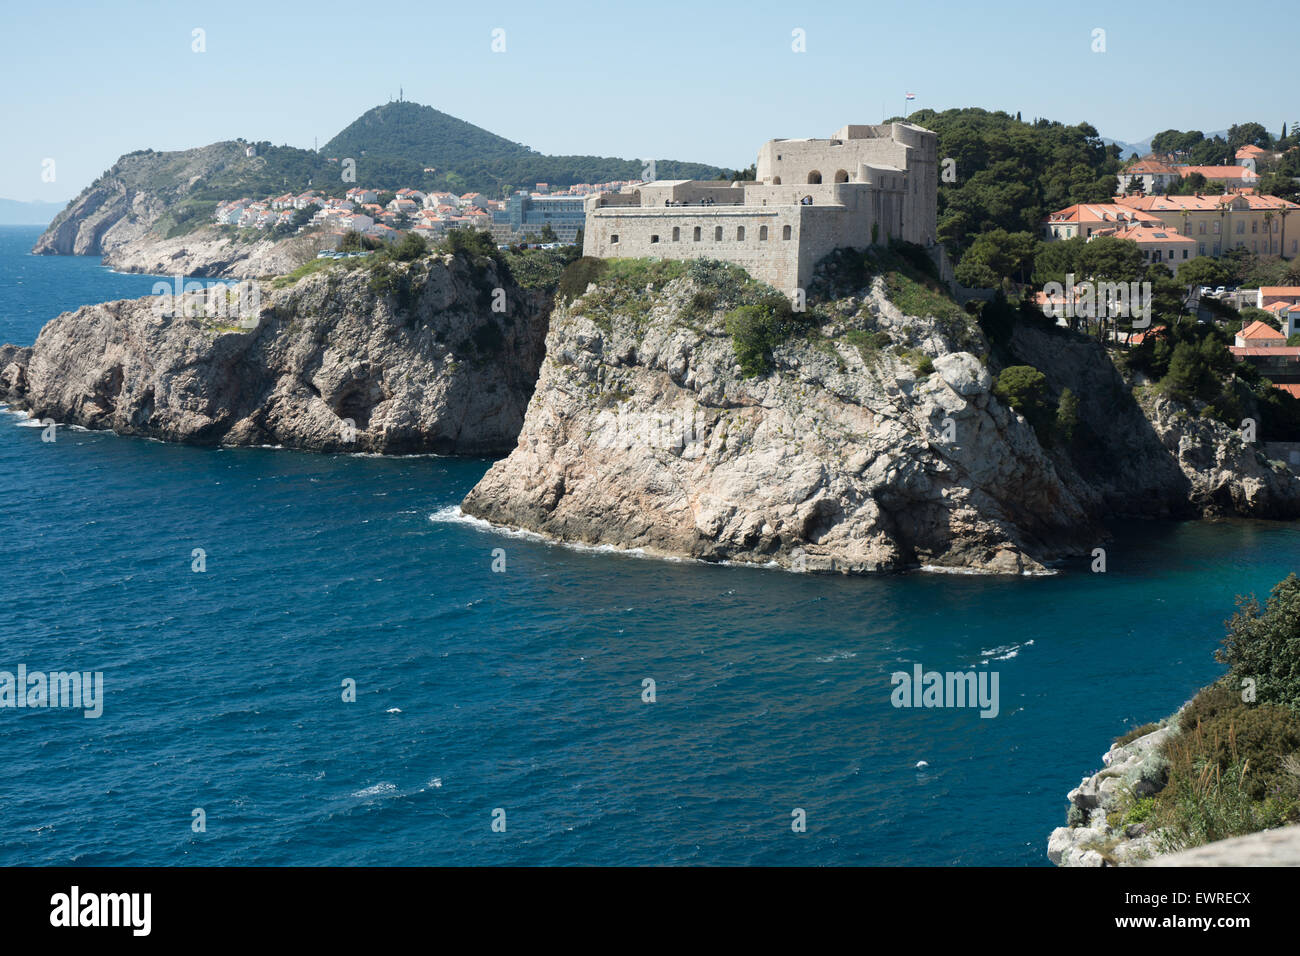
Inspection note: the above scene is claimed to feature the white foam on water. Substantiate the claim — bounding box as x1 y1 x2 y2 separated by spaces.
352 782 398 798
386 707 402 714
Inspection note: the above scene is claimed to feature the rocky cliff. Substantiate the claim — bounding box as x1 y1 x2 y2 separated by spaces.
99 225 318 280
32 141 327 279
34 143 254 258
0 253 548 455
460 261 1300 574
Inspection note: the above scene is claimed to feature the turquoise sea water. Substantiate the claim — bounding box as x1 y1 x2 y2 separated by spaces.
1 224 1298 865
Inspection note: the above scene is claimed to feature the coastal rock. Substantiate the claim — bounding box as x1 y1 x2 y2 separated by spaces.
462 274 1102 573
1050 724 1174 866
100 226 319 280
0 254 548 455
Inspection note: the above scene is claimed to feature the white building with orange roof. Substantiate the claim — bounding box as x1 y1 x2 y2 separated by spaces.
1236 144 1267 172
1093 220 1197 271
1114 193 1300 258
1117 159 1180 194
1042 203 1165 241
1178 165 1259 190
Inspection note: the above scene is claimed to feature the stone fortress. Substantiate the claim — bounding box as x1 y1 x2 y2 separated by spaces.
582 122 939 294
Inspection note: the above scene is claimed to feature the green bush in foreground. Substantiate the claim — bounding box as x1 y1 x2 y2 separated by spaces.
1217 574 1300 711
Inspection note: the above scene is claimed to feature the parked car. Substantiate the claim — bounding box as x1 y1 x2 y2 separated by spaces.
1214 286 1226 295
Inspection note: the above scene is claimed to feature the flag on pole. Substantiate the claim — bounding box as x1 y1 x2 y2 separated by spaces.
905 93 916 100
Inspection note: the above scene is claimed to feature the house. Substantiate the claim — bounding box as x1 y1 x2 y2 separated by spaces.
1042 203 1164 241
345 188 378 204
1235 320 1287 349
1093 220 1197 271
1236 145 1268 172
1114 193 1300 258
1117 159 1180 194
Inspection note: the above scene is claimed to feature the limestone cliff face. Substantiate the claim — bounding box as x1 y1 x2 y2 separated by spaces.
1008 324 1300 521
462 275 1103 574
0 254 548 455
99 226 318 280
461 274 1300 574
33 143 251 258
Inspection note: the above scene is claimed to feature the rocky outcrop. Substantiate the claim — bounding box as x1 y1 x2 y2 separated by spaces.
462 274 1103 574
460 269 1300 575
100 226 319 280
1048 725 1175 867
34 143 252 258
1141 824 1300 865
1010 323 1300 520
0 254 548 455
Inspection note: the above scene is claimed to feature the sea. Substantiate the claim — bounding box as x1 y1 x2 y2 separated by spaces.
1 223 1297 866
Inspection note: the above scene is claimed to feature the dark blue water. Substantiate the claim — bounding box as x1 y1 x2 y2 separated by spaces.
2 224 1298 865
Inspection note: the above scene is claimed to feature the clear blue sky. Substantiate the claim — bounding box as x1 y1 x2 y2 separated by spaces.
3 0 1296 202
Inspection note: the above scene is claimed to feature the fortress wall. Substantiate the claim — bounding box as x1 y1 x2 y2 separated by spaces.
583 206 826 293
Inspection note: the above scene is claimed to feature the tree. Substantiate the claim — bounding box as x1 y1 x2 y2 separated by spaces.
954 229 1038 287
1054 387 1080 445
1076 235 1143 281
994 365 1054 438
391 231 427 261
1177 256 1231 289
539 224 558 243
1228 122 1272 152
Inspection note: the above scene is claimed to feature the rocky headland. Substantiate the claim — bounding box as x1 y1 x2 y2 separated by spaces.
0 252 549 455
460 256 1300 574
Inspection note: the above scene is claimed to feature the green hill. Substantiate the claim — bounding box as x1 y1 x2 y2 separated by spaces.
321 101 727 197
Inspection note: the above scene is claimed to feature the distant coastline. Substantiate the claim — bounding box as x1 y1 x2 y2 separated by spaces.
0 199 67 226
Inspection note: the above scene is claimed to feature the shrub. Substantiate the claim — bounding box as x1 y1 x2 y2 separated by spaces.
725 297 794 377
391 231 428 262
557 256 607 303
1216 574 1300 711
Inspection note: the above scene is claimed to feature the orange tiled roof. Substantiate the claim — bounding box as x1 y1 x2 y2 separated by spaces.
1240 320 1286 339
1180 166 1257 180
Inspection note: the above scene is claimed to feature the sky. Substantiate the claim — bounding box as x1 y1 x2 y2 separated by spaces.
2 0 1297 202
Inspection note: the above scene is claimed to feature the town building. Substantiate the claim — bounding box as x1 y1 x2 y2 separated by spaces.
1094 220 1197 270
1042 203 1163 240
583 122 939 293
492 193 589 244
1114 193 1300 258
1117 159 1180 195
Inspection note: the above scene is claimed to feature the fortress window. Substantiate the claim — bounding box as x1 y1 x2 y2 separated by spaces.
672 227 680 241
807 171 822 184
650 234 659 244
782 225 792 240
834 170 849 183
715 226 723 241
611 234 619 244
772 176 781 185
759 225 768 240
693 226 701 242
736 226 745 241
